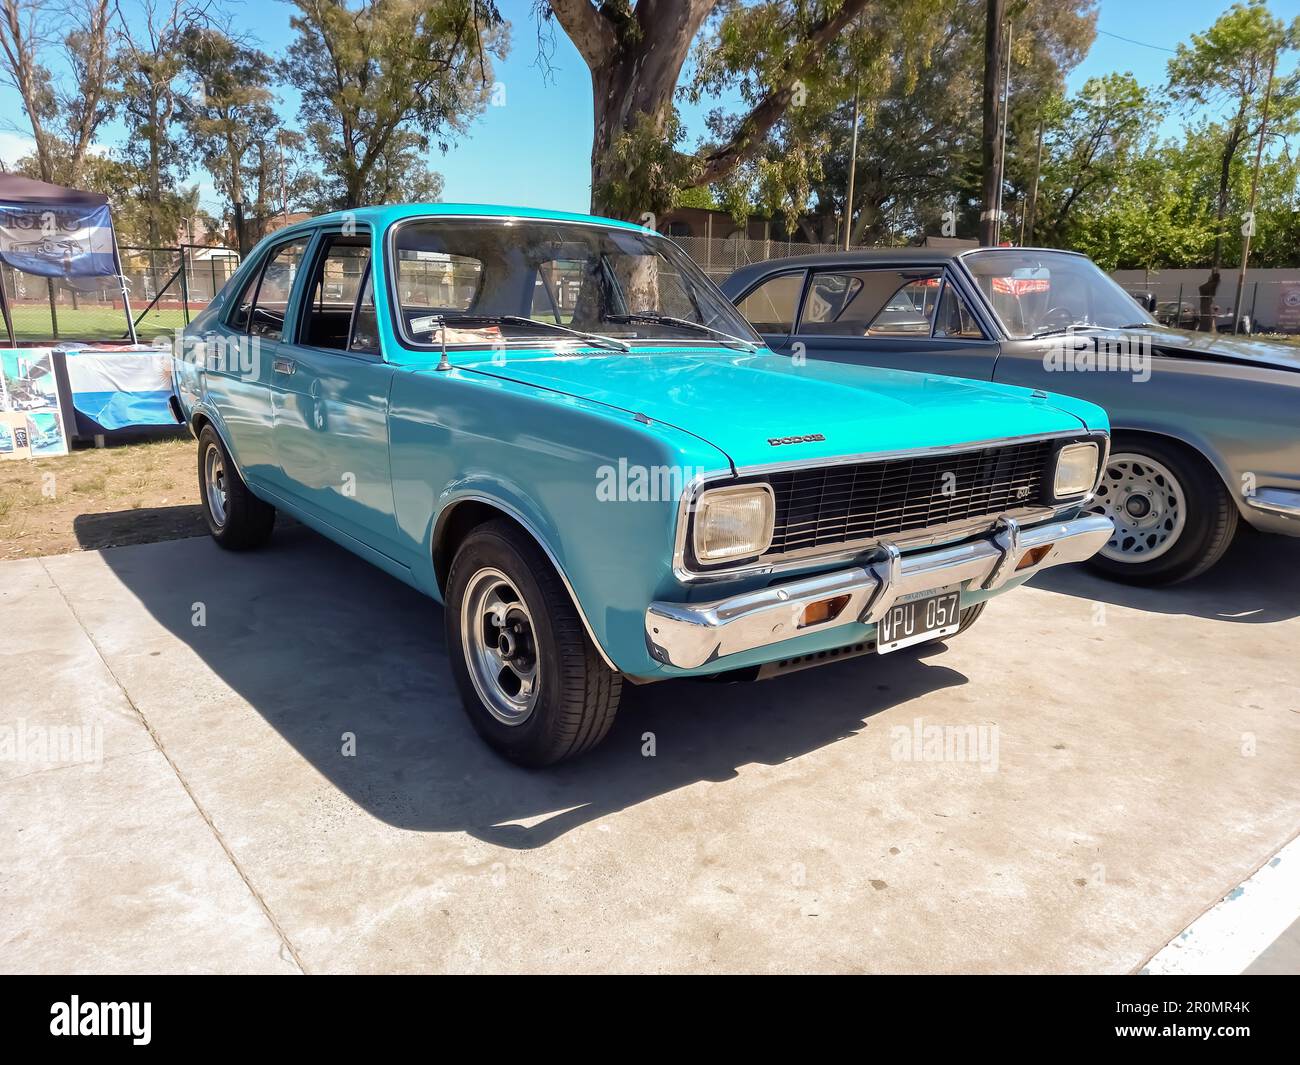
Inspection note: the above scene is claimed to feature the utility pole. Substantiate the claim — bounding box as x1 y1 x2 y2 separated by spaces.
1232 47 1277 335
979 0 1006 246
844 79 861 251
994 18 1013 245
1024 110 1044 245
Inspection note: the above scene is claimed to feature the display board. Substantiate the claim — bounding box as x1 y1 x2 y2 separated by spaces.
0 347 70 459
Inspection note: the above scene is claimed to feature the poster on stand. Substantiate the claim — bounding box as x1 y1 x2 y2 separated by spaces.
0 347 71 459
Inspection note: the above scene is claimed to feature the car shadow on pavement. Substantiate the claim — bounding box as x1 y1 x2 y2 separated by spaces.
1028 527 1300 624
80 513 969 850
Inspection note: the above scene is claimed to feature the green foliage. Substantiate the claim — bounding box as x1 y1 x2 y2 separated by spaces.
281 0 507 210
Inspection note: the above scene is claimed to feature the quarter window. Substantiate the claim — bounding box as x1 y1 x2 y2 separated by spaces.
933 281 984 338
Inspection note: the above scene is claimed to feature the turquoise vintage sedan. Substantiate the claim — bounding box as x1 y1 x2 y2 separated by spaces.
172 204 1112 765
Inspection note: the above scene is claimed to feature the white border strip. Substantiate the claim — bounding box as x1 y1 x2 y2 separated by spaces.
1144 834 1300 975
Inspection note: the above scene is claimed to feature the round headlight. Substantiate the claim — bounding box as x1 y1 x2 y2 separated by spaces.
693 484 775 562
1054 441 1100 499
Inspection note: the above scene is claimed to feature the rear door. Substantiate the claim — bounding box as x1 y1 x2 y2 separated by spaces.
269 225 404 559
200 233 311 487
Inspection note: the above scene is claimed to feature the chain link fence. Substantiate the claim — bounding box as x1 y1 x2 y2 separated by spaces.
676 235 875 284
1 244 240 346
1118 278 1300 337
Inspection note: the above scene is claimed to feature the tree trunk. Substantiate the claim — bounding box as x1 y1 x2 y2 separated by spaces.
587 21 696 220
1201 123 1243 332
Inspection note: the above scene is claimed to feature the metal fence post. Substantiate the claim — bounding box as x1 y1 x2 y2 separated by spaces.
179 244 192 325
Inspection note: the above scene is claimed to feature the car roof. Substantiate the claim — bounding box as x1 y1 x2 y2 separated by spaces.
720 245 1090 294
274 202 656 240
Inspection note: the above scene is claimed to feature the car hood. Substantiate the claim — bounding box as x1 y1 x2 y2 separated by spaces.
1120 325 1300 373
453 346 1099 470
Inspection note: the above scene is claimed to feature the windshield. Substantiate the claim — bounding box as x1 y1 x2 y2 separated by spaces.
390 218 760 348
963 250 1155 339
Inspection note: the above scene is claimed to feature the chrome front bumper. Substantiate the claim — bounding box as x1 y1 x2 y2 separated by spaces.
645 513 1113 670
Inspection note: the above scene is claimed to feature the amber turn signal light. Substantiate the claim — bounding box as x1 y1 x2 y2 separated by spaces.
1015 544 1053 571
799 594 851 628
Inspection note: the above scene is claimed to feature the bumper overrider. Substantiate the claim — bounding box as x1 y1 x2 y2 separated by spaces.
645 513 1113 670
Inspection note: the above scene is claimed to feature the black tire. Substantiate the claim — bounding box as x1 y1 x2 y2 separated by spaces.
918 601 986 648
953 601 986 636
1084 434 1238 586
197 424 276 550
445 519 622 766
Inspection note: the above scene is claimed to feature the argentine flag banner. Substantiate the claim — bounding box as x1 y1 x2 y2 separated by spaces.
0 203 118 278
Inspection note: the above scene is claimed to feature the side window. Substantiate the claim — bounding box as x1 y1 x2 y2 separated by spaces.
933 281 984 339
737 272 804 334
532 259 587 323
799 270 940 337
298 232 372 351
396 251 483 315
249 237 310 341
227 262 262 332
349 268 380 355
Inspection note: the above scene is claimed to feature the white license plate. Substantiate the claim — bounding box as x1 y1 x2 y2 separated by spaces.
876 587 962 653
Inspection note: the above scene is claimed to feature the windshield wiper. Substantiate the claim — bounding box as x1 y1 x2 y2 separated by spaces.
412 313 629 353
606 312 757 351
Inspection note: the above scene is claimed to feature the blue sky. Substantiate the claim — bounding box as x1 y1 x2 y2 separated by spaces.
1 0 1295 217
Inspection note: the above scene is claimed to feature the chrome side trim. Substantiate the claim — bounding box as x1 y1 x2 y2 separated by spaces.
1244 487 1300 520
433 493 620 673
671 429 1109 583
646 513 1114 670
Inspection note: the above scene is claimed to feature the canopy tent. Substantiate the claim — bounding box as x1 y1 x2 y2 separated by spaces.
0 174 136 346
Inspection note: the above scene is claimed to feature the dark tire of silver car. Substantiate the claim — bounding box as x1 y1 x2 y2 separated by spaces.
197 424 276 550
1084 434 1237 585
445 519 622 766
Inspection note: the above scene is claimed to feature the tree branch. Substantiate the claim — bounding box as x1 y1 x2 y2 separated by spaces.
694 0 872 186
546 0 617 68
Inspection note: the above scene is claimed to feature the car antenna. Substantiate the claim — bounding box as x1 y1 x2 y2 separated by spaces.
434 315 451 372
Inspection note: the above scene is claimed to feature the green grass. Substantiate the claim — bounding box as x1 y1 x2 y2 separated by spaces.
7 306 189 345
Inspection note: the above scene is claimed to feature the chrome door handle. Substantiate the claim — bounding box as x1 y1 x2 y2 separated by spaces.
273 356 296 376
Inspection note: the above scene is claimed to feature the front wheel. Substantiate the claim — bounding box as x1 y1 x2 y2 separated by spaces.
445 519 622 766
1084 437 1237 585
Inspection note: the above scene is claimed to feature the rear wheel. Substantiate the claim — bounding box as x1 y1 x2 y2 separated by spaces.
1084 436 1237 585
197 424 276 550
446 519 622 766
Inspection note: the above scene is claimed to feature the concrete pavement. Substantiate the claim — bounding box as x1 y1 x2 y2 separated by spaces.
3 523 1298 973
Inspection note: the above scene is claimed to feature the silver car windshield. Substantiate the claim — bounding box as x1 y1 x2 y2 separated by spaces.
391 218 761 348
963 250 1156 339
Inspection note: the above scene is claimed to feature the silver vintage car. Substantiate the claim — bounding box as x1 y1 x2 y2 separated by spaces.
722 247 1300 584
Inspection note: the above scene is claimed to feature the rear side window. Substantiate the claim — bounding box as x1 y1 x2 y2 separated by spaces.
800 270 941 336
250 238 310 341
737 272 804 334
228 264 261 332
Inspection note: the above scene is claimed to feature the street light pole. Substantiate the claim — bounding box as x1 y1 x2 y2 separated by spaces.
1232 47 1278 335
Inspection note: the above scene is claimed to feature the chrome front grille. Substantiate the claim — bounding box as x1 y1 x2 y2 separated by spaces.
764 439 1056 556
